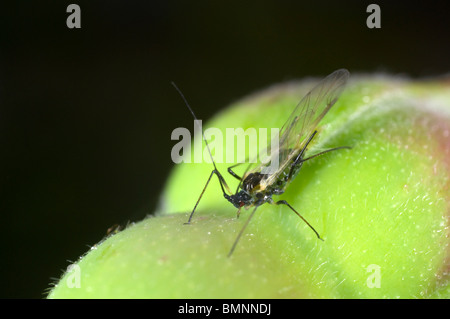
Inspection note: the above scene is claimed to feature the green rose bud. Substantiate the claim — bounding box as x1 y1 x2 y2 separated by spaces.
48 73 450 299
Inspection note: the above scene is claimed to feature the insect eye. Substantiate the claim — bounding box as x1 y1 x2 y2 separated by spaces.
239 202 245 208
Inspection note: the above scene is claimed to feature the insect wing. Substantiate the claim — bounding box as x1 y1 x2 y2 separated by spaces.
254 69 350 188
280 69 349 150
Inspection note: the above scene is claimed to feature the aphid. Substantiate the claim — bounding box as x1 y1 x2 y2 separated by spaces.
172 69 350 257
106 224 122 236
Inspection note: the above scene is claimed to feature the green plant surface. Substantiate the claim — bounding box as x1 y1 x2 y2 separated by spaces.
48 74 450 298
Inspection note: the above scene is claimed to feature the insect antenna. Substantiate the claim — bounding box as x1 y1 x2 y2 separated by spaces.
171 82 232 224
171 82 219 171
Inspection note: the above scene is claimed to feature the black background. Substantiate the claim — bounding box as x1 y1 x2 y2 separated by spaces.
0 1 449 298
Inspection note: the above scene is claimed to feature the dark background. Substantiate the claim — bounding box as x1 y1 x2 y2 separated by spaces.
0 1 449 298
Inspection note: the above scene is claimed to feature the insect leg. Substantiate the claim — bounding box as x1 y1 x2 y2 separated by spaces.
275 200 323 241
291 131 318 167
287 130 318 181
228 206 258 257
227 163 244 181
300 146 351 163
236 206 242 219
184 169 231 225
288 132 351 180
228 162 253 195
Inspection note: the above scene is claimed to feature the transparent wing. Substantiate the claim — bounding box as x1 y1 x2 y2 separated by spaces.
279 68 349 153
247 69 350 189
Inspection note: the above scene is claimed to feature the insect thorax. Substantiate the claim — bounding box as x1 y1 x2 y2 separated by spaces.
242 172 266 193
241 172 280 206
226 155 305 209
